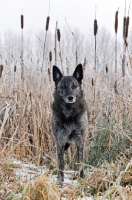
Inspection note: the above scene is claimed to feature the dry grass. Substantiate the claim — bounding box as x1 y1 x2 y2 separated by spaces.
0 59 132 199
23 171 60 200
0 150 132 199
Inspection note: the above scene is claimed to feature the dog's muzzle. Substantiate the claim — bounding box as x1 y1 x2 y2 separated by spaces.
65 95 76 103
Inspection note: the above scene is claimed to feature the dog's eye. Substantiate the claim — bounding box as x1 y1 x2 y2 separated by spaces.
71 84 77 89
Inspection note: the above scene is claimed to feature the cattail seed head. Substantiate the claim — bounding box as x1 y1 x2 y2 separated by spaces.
48 68 51 81
1 65 3 72
106 65 108 73
57 29 61 42
92 78 94 86
125 38 128 47
115 11 118 33
0 65 3 78
21 15 24 29
94 19 98 36
125 16 129 38
14 65 16 72
46 16 50 31
29 92 32 101
49 51 52 62
123 16 126 38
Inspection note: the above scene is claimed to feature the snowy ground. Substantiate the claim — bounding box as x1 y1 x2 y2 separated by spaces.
11 159 94 200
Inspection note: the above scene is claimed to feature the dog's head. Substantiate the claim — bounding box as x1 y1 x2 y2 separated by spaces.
53 64 83 104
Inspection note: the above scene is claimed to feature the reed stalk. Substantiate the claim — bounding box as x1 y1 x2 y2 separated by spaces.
21 14 24 81
114 9 119 93
57 28 63 73
65 18 78 65
92 7 98 127
48 51 52 81
54 21 58 65
94 7 98 72
43 16 50 63
66 58 69 75
122 2 130 84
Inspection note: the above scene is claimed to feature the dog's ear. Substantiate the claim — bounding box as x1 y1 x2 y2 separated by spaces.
53 65 63 85
73 63 83 84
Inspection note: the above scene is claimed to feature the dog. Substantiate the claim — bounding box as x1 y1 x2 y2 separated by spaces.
52 63 88 186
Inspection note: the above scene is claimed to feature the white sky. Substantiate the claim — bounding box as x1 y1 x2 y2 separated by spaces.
0 0 131 38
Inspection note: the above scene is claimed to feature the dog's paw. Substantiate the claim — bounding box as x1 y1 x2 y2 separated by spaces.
56 179 63 187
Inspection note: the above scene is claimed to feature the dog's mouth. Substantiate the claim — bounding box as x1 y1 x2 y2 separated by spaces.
65 95 76 104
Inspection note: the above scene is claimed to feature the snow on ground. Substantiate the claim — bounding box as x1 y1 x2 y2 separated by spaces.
13 160 46 180
11 159 94 200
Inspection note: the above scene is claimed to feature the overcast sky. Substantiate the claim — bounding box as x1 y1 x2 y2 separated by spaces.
0 0 131 39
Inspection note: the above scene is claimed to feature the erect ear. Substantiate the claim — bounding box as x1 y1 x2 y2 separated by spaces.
73 63 83 84
53 65 63 86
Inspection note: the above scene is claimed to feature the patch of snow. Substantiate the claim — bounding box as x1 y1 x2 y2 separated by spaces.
12 159 46 180
52 175 77 185
12 159 94 200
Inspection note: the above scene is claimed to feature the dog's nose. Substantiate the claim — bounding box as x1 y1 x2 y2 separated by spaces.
68 95 74 101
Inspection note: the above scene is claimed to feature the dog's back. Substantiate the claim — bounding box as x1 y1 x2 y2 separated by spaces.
52 64 88 185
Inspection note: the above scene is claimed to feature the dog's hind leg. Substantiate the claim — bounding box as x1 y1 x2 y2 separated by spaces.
56 144 65 186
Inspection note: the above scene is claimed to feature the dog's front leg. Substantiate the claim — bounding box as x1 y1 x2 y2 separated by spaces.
76 143 84 178
56 143 64 186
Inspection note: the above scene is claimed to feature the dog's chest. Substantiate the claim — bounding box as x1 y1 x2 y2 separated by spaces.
60 118 84 137
63 122 77 134
61 122 81 143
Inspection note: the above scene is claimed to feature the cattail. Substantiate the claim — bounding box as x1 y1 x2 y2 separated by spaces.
92 78 94 86
46 16 50 31
21 15 24 29
48 68 50 75
57 29 61 42
123 16 126 38
29 92 32 101
48 68 51 82
125 38 128 47
49 51 52 62
115 11 118 33
0 65 3 77
94 19 98 36
125 16 129 38
83 57 86 72
106 64 108 73
14 65 16 72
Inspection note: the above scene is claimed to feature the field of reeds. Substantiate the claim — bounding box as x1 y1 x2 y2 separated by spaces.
0 7 132 200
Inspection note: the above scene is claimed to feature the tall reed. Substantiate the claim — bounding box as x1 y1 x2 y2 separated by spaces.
54 21 58 65
65 18 78 65
92 7 98 127
94 7 98 72
114 9 119 93
57 28 63 72
122 1 130 80
21 14 24 81
43 16 50 64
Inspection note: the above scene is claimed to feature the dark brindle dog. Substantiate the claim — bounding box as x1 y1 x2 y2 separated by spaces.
52 64 88 185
